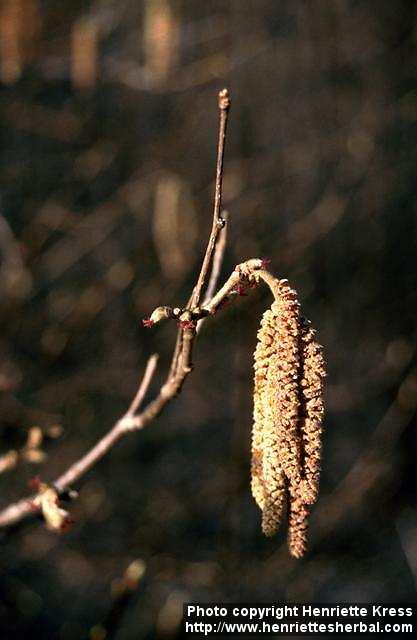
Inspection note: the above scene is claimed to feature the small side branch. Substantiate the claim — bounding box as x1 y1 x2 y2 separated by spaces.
126 354 159 416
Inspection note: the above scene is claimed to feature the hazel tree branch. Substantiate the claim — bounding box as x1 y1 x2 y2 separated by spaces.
202 211 228 307
189 88 230 309
126 354 159 416
0 89 232 531
168 91 230 374
0 254 274 530
0 81 285 534
198 210 228 333
0 354 159 528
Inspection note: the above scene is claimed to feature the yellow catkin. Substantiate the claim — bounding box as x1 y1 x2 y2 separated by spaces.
288 496 309 558
252 330 268 509
251 391 265 510
250 272 326 557
261 374 286 536
252 308 287 534
299 319 326 505
269 281 302 488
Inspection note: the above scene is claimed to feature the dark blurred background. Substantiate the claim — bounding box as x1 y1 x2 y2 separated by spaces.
0 0 417 638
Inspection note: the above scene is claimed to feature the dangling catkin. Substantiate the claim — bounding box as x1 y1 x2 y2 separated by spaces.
269 282 302 487
287 496 309 559
252 309 286 532
251 311 270 510
251 272 326 557
261 376 286 536
299 318 326 505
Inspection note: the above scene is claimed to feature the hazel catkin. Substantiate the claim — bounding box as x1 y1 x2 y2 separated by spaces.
251 275 326 557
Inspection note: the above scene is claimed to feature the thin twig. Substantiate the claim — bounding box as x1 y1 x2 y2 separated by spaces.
126 354 159 416
189 88 230 309
55 422 126 493
203 269 241 314
203 211 228 307
171 90 230 369
168 311 186 379
197 211 228 333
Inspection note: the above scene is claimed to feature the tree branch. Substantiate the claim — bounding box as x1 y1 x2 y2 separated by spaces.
170 90 230 371
202 211 228 307
0 354 158 527
0 256 272 530
0 89 232 531
189 88 230 309
198 211 228 333
126 354 159 416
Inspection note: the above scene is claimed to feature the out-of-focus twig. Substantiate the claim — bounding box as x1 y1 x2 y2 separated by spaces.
0 209 31 299
0 425 62 475
90 559 146 640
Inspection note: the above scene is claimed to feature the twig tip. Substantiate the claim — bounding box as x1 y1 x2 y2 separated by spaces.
218 88 230 110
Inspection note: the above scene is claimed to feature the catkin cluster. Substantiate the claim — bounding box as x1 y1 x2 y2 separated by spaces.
252 277 325 558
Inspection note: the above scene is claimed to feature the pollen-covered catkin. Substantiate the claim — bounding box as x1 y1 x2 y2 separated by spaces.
261 368 286 536
299 319 326 505
288 496 309 558
269 281 302 487
251 318 269 510
252 308 286 530
250 271 326 557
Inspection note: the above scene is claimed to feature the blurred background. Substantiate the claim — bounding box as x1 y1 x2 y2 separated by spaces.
0 0 417 638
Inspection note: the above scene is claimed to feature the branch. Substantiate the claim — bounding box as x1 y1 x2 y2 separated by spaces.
202 211 228 307
170 91 230 370
0 89 232 531
126 354 159 416
0 255 270 530
0 354 159 528
189 88 230 309
198 211 228 333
